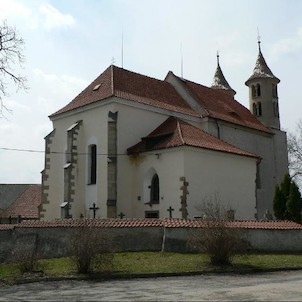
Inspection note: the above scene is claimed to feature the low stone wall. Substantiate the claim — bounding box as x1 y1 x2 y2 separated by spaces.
163 228 302 253
1 219 302 262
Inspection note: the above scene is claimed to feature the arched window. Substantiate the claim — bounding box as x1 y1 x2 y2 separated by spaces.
252 103 257 115
257 102 262 116
150 174 159 204
272 84 278 98
89 144 97 184
252 85 256 98
273 101 279 117
256 84 261 97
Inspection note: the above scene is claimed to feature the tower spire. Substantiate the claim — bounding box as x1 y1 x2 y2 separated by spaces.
211 51 236 96
245 39 281 129
245 38 279 84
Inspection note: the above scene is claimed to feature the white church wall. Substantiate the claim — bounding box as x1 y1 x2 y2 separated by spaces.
124 146 257 220
211 121 279 219
183 147 257 220
272 128 288 185
125 149 185 218
114 103 172 218
115 102 169 151
42 119 67 220
44 102 119 220
43 97 263 221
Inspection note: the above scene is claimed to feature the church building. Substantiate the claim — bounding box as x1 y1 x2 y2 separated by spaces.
40 42 288 221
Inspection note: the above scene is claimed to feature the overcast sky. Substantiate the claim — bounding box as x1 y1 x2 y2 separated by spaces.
0 0 301 183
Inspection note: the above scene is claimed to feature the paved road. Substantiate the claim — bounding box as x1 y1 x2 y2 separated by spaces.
0 271 302 301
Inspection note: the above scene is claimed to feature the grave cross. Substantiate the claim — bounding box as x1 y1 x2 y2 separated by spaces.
89 203 99 219
167 206 174 219
118 212 125 219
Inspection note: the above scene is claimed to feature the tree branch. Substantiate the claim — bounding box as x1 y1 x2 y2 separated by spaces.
0 20 27 117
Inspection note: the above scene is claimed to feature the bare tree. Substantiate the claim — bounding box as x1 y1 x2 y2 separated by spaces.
69 222 114 274
287 120 302 184
0 20 27 116
190 195 249 266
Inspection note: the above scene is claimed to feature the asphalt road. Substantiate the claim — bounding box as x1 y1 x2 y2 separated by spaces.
0 270 302 301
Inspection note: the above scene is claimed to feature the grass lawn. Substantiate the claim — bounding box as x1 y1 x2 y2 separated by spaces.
1 252 302 283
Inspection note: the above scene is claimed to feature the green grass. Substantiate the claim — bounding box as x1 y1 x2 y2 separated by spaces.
235 253 302 269
1 252 302 284
112 252 209 274
39 257 76 276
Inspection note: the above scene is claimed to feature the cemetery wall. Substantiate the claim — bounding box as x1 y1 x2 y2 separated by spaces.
1 225 302 261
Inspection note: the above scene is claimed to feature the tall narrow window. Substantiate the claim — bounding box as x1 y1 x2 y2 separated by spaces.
256 84 261 97
150 174 159 204
273 101 279 117
257 102 262 116
272 84 278 98
89 144 97 184
252 85 256 98
252 103 257 115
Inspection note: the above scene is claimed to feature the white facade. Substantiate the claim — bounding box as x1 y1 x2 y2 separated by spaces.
40 50 288 221
41 97 258 220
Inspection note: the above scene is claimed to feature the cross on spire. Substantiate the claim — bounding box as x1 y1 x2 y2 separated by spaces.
216 50 220 66
89 203 99 219
257 28 261 50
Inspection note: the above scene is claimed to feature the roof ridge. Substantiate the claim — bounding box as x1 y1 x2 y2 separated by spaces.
176 119 185 145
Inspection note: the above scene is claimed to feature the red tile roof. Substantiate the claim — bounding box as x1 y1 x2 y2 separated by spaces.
179 77 271 133
12 218 302 230
50 65 270 135
127 117 258 159
0 224 14 230
50 65 198 118
3 185 41 219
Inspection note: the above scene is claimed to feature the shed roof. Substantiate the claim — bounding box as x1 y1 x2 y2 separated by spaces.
128 116 258 159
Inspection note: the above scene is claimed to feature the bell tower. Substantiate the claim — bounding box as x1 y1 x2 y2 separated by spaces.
245 40 281 129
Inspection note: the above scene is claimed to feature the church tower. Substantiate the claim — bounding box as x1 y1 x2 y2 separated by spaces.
211 52 236 97
245 41 281 129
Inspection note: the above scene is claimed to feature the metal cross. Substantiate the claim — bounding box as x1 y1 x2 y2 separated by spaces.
167 206 174 219
118 212 125 219
89 203 99 219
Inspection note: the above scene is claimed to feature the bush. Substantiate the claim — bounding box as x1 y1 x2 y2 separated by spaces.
190 199 249 266
12 242 38 274
285 181 302 223
69 222 113 274
273 185 286 220
273 173 302 222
